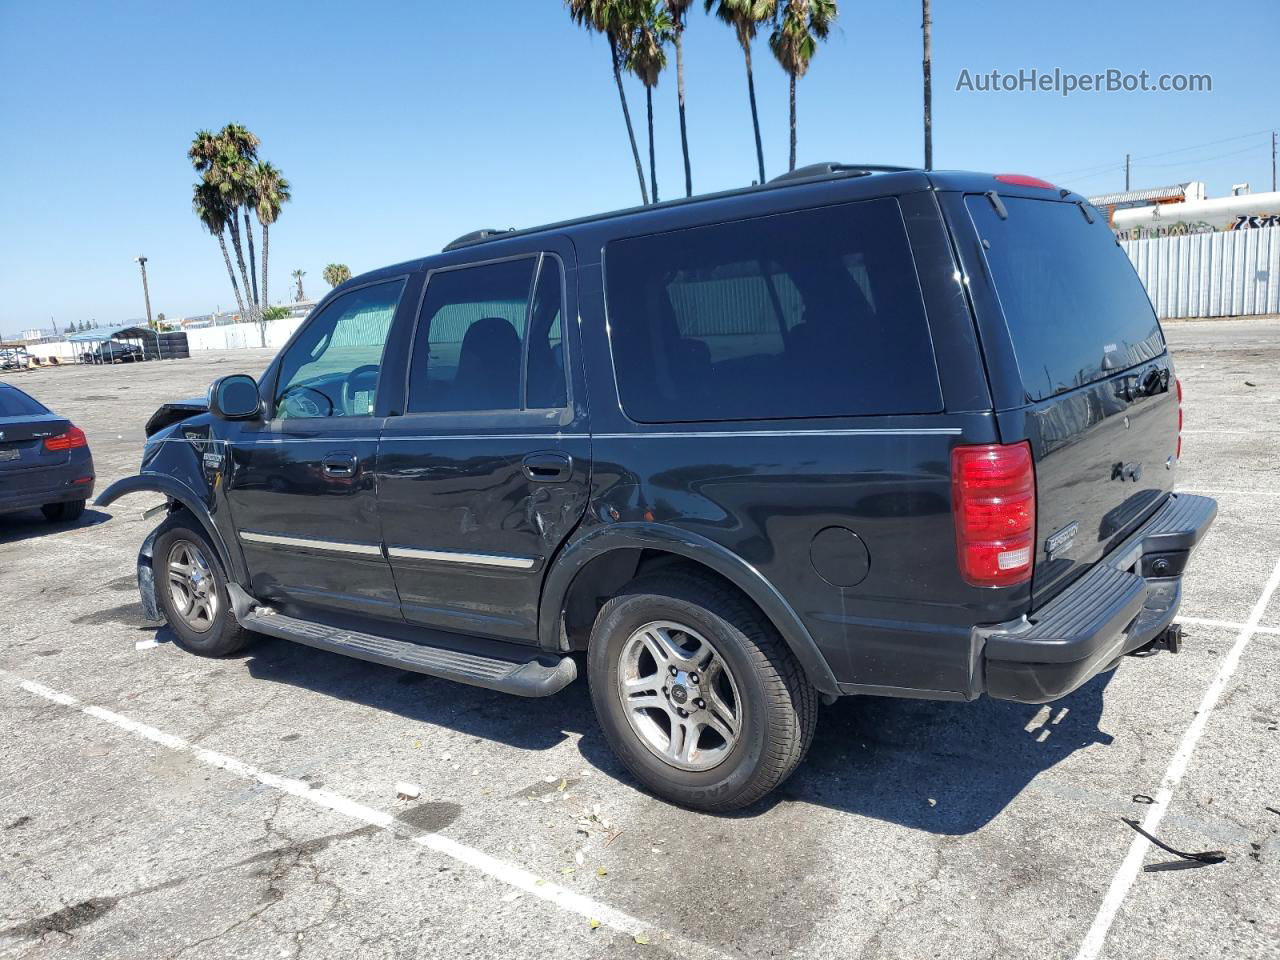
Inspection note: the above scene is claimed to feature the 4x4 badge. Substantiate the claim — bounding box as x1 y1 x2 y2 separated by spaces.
1045 521 1079 558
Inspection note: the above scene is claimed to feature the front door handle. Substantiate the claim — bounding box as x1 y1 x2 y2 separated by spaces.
522 452 572 483
322 454 358 477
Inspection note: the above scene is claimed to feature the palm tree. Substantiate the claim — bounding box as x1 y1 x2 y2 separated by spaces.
769 0 836 172
252 162 291 314
323 264 352 288
922 0 932 170
666 0 695 196
706 0 776 184
189 127 259 325
567 0 650 205
627 1 673 203
291 269 307 301
192 179 248 323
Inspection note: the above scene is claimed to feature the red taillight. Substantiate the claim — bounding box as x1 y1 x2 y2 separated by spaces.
994 173 1057 190
44 426 88 451
951 442 1036 587
1175 377 1183 460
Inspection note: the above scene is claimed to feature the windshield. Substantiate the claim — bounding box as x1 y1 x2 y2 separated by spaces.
965 195 1165 401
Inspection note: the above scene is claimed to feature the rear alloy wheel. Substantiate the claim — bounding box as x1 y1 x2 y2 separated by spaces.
616 620 743 771
588 571 817 812
152 517 250 657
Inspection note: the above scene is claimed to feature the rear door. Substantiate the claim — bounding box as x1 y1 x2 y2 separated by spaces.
955 192 1177 604
375 241 589 642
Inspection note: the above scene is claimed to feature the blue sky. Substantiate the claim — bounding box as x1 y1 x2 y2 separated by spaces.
1 0 1276 336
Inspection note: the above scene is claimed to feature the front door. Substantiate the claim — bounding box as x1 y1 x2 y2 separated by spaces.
225 276 410 620
376 244 590 641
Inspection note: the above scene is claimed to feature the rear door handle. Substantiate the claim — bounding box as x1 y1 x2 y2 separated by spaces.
322 454 358 477
522 452 572 483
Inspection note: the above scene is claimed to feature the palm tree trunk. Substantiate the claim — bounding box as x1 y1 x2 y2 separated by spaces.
789 74 797 171
260 224 270 347
646 86 658 204
217 230 248 321
922 0 933 170
244 210 260 307
610 35 650 206
225 215 257 324
674 28 692 197
743 41 766 184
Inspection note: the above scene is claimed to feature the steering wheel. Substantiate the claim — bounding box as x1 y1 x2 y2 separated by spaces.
342 364 380 417
277 384 333 419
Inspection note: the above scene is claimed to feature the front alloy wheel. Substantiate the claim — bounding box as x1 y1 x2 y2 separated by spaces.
166 539 220 633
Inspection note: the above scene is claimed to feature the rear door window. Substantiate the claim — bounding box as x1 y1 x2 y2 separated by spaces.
604 198 942 423
407 254 569 413
965 195 1165 401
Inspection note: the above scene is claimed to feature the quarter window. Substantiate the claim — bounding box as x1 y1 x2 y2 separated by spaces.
274 279 404 420
604 199 942 423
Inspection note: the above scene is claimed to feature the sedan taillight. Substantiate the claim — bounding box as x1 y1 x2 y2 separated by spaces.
44 426 88 451
951 442 1036 587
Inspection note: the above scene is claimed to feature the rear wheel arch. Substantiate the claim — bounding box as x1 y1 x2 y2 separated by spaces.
541 524 840 696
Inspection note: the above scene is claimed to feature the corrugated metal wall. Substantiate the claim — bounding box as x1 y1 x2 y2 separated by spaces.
1122 227 1280 319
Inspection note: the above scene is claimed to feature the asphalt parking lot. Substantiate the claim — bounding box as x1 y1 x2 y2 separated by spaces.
2 320 1278 960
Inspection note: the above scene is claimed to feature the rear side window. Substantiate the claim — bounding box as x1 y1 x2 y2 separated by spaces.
965 195 1165 402
604 199 942 423
0 384 49 417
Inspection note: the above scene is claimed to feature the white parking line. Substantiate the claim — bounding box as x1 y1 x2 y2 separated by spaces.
1073 555 1280 960
1177 487 1280 497
0 669 730 960
1176 615 1280 636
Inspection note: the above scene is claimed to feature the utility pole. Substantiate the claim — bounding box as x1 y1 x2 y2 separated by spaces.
135 256 153 329
922 0 933 171
1124 153 1131 192
1272 131 1277 192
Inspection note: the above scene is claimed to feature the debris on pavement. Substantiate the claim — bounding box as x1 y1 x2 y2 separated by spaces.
396 781 422 800
1122 818 1227 871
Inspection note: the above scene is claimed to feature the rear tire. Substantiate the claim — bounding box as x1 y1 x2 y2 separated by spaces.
42 500 85 523
587 570 817 812
153 516 251 658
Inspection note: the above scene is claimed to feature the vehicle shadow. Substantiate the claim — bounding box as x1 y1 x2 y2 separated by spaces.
240 635 1115 835
0 507 112 545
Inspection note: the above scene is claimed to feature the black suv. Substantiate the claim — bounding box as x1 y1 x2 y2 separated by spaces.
100 164 1215 811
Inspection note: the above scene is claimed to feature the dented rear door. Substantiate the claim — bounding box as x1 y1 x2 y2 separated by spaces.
374 238 589 642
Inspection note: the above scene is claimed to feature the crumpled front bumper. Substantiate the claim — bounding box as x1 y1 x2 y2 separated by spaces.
978 493 1217 704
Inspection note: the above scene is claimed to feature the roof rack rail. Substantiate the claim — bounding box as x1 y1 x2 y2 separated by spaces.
443 228 515 252
769 162 917 184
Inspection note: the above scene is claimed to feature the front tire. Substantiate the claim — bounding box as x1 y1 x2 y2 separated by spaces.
587 570 817 812
153 516 251 657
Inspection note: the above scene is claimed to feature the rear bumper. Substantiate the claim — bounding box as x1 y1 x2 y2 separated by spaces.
0 454 95 514
978 493 1217 703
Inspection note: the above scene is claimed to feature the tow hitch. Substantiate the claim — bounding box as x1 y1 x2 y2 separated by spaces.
1128 622 1183 658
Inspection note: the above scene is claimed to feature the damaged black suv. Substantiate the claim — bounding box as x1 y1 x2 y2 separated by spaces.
100 164 1215 811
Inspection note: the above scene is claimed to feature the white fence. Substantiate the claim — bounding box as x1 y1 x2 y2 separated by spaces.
184 318 305 351
1122 226 1280 320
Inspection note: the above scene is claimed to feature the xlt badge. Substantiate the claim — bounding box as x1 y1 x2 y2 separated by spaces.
1045 521 1079 558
